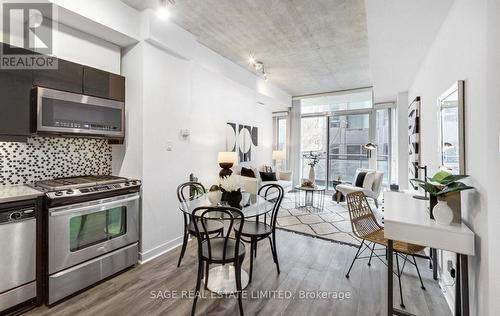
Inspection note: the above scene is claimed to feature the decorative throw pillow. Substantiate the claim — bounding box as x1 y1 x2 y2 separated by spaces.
354 171 367 187
362 171 375 189
241 167 256 178
260 171 277 182
354 171 375 189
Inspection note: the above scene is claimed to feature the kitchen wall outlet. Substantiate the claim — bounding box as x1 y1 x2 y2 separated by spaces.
180 129 190 138
166 141 173 151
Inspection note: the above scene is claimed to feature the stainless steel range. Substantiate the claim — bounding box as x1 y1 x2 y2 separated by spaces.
35 175 141 305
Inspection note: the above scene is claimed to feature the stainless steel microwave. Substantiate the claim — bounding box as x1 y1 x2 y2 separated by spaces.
32 87 125 139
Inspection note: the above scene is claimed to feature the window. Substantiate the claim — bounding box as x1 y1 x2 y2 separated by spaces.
301 88 373 114
277 117 287 151
375 109 391 187
329 114 370 184
70 207 127 251
301 116 327 186
297 88 394 193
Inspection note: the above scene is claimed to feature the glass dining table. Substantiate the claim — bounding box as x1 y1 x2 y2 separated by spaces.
179 192 274 294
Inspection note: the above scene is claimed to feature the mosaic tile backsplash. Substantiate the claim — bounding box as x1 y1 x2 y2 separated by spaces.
0 137 112 185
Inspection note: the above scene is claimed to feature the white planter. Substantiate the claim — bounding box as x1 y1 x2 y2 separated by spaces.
433 200 454 225
207 190 222 205
308 166 316 184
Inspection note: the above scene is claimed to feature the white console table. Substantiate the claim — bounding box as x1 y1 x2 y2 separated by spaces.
384 191 475 316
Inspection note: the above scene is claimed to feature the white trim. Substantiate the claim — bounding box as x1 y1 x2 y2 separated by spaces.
292 86 373 100
439 280 456 315
138 235 185 264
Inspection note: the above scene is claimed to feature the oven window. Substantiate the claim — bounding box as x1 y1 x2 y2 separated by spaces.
69 207 127 252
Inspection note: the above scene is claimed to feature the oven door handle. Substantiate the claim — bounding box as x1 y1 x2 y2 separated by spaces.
49 194 140 217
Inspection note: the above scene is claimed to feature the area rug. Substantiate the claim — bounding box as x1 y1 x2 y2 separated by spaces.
276 193 370 247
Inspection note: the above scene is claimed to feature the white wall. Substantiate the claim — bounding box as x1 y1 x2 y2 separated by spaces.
53 23 121 74
407 1 500 314
114 12 287 261
0 15 121 73
396 92 408 190
485 0 500 314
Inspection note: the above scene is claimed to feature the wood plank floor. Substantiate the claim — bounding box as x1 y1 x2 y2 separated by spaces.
26 230 451 316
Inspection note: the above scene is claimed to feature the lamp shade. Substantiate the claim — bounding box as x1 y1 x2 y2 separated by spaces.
218 151 238 164
364 142 377 150
272 150 286 161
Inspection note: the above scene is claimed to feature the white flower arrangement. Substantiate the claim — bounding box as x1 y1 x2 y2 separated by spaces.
219 174 241 192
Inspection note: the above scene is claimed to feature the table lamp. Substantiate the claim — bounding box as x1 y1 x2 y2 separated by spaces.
364 142 377 158
272 150 286 171
218 151 238 178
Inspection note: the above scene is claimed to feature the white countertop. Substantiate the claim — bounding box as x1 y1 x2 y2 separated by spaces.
384 191 475 256
0 184 45 204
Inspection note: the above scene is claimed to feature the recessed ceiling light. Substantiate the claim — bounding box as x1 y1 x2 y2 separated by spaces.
157 0 174 20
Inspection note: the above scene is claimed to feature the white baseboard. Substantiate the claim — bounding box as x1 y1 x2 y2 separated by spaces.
139 235 184 264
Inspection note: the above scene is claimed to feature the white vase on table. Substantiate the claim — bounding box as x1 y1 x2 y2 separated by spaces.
433 199 453 225
308 166 316 184
207 190 222 205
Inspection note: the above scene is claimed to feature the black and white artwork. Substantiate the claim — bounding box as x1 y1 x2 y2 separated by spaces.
226 122 258 162
408 97 421 189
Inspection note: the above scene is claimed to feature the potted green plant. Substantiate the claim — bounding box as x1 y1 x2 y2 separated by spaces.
303 151 321 184
410 170 474 225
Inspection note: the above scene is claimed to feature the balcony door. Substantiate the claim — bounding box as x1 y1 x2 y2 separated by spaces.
328 113 370 186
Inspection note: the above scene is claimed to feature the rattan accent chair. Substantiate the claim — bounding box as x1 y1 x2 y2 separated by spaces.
345 191 426 309
176 182 224 267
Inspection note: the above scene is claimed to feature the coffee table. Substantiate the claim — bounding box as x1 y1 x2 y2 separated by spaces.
294 185 326 212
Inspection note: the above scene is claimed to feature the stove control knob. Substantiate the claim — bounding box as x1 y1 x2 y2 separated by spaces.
55 191 63 197
130 181 137 185
124 182 130 186
66 189 74 194
10 212 21 220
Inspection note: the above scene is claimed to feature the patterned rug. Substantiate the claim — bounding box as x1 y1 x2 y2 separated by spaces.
276 192 382 247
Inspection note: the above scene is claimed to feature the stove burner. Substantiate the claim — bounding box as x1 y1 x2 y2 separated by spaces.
35 175 128 191
34 175 141 200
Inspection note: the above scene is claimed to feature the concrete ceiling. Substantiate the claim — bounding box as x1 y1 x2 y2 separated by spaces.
364 0 454 102
121 0 371 96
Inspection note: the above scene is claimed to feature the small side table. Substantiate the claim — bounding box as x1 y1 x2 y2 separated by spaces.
294 185 326 212
330 180 345 203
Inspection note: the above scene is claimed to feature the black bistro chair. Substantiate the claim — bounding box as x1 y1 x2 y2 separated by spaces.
176 182 224 267
237 183 284 283
191 206 246 316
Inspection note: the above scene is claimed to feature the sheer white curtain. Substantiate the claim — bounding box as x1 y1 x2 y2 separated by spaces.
288 99 302 186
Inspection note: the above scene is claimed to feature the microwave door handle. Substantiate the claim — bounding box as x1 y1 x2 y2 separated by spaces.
49 194 139 217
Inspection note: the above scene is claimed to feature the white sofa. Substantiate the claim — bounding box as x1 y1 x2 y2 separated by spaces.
237 166 293 197
336 168 384 207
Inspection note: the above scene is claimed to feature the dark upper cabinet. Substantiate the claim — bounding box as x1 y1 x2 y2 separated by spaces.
83 67 125 101
33 59 83 93
0 43 33 139
0 68 33 139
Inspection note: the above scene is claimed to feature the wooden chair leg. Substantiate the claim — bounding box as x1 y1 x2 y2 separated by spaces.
204 259 210 290
249 238 255 283
177 228 189 267
272 233 280 274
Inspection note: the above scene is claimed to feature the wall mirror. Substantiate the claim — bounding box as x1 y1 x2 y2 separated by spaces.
438 80 465 174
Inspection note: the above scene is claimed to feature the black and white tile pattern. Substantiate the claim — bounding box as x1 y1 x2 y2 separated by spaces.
0 137 111 185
